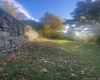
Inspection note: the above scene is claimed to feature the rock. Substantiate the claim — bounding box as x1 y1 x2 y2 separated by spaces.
0 31 10 38
0 39 4 47
0 28 3 31
6 16 13 23
0 54 7 60
4 40 10 46
1 22 9 30
1 50 7 54
0 7 38 60
6 48 14 53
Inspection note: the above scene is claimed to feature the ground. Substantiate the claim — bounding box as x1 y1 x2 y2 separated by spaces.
0 38 100 80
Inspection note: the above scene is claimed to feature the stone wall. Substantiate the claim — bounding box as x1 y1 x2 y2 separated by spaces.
25 26 39 41
0 7 38 59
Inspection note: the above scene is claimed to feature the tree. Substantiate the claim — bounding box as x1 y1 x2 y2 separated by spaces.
0 0 27 20
0 0 17 17
40 12 64 39
66 0 100 44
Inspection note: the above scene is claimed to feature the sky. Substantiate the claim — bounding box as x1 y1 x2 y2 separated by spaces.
15 0 85 21
1 0 96 21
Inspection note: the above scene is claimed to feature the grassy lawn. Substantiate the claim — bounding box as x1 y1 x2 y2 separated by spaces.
0 38 100 80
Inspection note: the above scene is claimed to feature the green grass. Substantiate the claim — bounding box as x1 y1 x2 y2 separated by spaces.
0 38 100 80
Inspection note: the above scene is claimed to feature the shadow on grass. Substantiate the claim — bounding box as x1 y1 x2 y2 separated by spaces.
0 38 100 80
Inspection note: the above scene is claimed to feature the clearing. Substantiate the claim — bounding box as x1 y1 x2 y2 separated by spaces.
0 38 100 80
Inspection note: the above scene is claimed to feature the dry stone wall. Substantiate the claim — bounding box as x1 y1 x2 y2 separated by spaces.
25 26 39 41
0 7 38 59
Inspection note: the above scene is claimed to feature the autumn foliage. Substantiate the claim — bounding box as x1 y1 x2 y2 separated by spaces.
40 12 64 39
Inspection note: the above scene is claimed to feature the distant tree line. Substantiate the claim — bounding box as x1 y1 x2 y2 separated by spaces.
21 20 44 30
